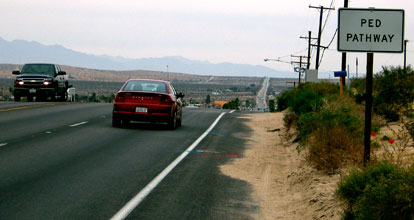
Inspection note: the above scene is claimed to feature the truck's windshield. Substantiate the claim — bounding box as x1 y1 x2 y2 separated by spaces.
21 64 56 76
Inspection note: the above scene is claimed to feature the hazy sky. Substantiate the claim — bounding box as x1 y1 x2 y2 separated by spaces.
0 0 412 75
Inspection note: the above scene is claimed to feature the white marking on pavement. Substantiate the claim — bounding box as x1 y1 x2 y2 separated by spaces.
109 112 227 220
0 143 8 147
45 131 52 134
69 121 88 127
229 110 236 113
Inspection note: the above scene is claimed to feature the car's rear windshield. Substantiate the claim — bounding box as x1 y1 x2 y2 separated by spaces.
123 81 168 93
21 64 56 76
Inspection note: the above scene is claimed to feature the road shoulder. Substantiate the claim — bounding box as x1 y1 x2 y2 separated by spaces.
220 112 342 220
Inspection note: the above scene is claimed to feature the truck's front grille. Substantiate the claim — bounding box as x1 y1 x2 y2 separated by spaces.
22 78 44 86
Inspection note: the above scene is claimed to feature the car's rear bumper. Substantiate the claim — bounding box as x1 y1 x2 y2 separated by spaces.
113 103 174 122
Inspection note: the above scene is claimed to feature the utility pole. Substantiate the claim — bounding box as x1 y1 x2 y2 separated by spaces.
404 40 408 71
300 31 318 70
291 55 309 84
341 0 349 87
309 5 335 70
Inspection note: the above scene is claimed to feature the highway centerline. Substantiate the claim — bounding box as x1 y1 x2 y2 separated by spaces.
69 121 88 127
109 112 227 220
0 103 56 112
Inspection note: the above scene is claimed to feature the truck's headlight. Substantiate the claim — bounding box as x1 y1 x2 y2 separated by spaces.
43 81 51 86
17 81 24 85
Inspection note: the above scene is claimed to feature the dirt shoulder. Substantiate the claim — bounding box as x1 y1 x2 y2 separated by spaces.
220 112 343 220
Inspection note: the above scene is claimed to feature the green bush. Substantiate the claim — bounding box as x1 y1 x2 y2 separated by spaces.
351 66 414 122
297 95 364 147
268 99 276 112
337 161 414 220
276 89 294 111
276 82 339 113
289 89 324 116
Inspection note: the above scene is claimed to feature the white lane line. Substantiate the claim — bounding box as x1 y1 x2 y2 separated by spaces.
110 112 227 220
69 121 88 127
229 110 236 114
0 143 8 147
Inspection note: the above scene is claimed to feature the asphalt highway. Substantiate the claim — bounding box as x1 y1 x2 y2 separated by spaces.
0 102 258 220
255 77 269 111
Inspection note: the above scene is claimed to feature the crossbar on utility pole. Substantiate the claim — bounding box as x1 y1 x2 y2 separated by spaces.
309 5 335 70
286 81 298 88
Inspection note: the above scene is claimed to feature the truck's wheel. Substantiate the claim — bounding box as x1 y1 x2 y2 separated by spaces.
59 92 67 102
14 95 20 102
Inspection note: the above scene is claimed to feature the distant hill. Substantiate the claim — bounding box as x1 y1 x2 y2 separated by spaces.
0 36 296 78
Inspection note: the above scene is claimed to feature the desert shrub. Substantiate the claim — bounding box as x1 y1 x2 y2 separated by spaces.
351 66 414 122
283 111 299 132
289 89 324 116
268 99 276 112
337 161 414 220
276 82 339 114
297 95 364 147
406 120 414 141
298 96 365 171
306 125 363 172
276 89 294 111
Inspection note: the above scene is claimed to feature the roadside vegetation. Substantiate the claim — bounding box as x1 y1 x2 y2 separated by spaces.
277 66 414 219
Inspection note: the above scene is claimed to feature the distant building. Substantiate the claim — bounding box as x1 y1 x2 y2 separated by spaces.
214 100 229 108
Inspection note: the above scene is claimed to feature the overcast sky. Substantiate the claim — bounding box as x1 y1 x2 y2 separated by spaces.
0 0 412 76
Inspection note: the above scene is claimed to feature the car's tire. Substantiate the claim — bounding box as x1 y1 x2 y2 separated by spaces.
177 114 182 127
168 112 177 130
14 95 20 102
27 96 34 102
112 114 122 127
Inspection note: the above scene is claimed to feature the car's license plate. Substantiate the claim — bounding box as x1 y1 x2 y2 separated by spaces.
29 89 36 93
135 107 147 113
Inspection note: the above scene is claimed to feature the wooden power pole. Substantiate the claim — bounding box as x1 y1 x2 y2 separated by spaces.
309 5 335 70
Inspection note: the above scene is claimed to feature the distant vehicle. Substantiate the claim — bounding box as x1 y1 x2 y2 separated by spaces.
112 79 184 129
12 63 69 102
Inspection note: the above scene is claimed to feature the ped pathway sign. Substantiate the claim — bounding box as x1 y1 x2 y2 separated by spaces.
338 8 405 166
338 8 404 53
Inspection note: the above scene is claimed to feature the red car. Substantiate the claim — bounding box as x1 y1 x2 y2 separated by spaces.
112 79 184 129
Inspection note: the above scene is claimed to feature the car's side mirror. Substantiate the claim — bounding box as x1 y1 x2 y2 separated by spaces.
12 70 20 75
176 92 185 98
57 71 66 75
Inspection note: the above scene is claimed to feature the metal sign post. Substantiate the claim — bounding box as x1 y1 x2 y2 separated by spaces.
338 8 405 166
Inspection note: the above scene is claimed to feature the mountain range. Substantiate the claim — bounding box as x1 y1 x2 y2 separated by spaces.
0 37 297 78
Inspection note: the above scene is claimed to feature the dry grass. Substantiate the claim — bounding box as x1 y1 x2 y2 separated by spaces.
306 126 363 173
373 119 414 167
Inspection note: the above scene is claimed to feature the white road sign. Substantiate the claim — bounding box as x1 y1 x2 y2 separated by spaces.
338 8 405 53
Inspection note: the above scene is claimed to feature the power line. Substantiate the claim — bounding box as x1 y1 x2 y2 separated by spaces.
319 29 338 66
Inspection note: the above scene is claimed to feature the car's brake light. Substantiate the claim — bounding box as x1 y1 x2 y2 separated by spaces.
115 93 125 102
161 95 173 104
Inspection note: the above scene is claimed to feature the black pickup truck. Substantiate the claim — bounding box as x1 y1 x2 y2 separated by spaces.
12 63 69 102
